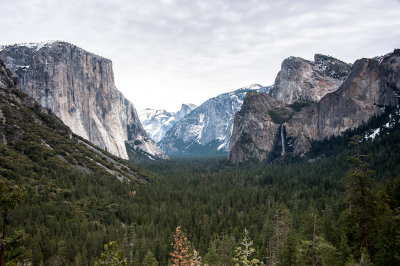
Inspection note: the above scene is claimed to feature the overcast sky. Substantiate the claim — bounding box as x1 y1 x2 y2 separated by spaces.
1 0 400 112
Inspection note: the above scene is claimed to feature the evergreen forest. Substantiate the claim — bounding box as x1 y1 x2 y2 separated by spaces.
1 68 400 265
2 114 400 265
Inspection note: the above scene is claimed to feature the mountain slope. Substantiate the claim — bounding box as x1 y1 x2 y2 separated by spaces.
0 58 149 183
269 54 351 104
0 41 166 160
139 103 197 142
159 84 271 156
0 58 158 264
229 49 400 163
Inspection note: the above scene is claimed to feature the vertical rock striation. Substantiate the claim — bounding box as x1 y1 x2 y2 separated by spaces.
228 92 291 163
0 41 166 159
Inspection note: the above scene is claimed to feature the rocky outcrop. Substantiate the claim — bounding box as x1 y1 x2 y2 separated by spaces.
229 50 400 163
269 54 351 104
0 41 167 160
228 92 291 163
286 51 400 148
159 84 271 157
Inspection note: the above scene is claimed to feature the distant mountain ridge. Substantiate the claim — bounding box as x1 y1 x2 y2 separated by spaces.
0 41 167 160
158 84 272 157
139 103 197 142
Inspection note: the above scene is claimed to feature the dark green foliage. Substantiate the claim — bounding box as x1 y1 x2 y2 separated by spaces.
142 249 158 266
0 75 151 265
204 241 220 265
159 138 228 158
95 241 127 266
0 178 26 266
3 122 400 265
288 100 312 112
344 136 375 259
268 107 293 124
280 229 297 266
1 70 399 264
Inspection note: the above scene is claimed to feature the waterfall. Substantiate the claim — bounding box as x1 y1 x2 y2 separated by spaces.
281 124 285 156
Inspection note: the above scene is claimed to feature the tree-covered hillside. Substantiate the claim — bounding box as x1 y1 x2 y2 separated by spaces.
0 59 151 265
5 121 400 265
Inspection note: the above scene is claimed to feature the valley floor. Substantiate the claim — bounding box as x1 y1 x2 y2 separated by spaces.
2 123 400 265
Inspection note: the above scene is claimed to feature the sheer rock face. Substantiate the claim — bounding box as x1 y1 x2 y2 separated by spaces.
228 92 288 164
269 54 351 104
0 41 166 159
0 58 72 145
286 51 400 145
229 50 400 163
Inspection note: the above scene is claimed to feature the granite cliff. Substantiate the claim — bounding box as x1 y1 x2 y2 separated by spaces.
0 41 166 160
269 54 351 104
229 50 400 163
228 92 291 163
0 58 149 183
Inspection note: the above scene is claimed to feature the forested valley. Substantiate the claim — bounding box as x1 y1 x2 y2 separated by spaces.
0 59 399 265
1 107 400 266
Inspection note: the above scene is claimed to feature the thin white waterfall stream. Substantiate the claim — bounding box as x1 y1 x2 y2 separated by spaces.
281 125 285 156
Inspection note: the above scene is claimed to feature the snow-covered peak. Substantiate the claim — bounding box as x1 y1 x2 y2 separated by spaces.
0 41 111 63
245 84 264 90
313 54 351 79
139 103 197 143
175 103 197 121
181 103 197 109
373 50 396 64
139 108 171 122
233 84 265 93
0 40 58 52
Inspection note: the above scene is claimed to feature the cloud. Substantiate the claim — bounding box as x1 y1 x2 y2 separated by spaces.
1 0 400 111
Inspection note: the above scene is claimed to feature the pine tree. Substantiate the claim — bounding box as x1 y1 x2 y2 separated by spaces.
297 236 338 266
218 234 236 266
204 241 220 265
233 229 259 266
280 229 297 266
133 250 140 266
142 250 158 266
31 235 43 266
170 226 192 266
95 241 127 266
345 135 375 260
268 204 292 265
191 249 202 266
122 225 137 264
0 178 25 266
